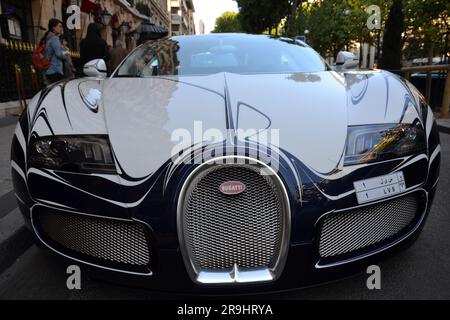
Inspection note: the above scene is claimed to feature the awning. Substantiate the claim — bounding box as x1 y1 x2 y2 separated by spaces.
134 22 169 41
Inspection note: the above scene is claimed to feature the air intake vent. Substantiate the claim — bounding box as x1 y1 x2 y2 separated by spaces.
36 209 151 268
319 194 419 258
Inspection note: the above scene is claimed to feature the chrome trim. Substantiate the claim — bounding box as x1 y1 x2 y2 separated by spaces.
315 188 428 269
30 203 153 276
176 155 291 285
197 265 274 284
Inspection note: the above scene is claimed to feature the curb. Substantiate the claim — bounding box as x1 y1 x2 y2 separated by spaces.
438 125 450 135
0 116 19 128
0 194 33 275
0 104 23 119
0 226 33 275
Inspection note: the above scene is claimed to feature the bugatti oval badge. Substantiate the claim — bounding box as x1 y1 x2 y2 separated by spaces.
219 181 246 195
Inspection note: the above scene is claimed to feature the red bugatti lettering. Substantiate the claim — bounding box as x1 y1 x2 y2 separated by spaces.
219 181 246 195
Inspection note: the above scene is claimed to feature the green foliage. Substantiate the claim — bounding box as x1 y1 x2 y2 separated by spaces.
235 0 291 34
212 12 242 33
230 0 448 61
404 0 449 59
303 0 449 60
405 0 449 41
298 0 375 57
303 1 350 56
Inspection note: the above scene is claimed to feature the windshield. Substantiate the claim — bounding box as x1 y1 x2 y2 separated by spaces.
115 34 329 77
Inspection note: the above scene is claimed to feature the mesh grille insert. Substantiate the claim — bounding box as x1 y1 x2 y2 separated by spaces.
183 165 285 271
319 194 419 258
38 210 151 266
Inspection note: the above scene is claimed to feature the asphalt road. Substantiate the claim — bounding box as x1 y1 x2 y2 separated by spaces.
0 116 449 300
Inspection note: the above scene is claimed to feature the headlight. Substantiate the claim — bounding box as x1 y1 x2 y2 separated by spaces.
29 135 117 174
344 123 426 166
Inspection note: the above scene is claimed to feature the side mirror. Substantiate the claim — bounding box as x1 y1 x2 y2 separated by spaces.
83 59 107 78
335 51 359 71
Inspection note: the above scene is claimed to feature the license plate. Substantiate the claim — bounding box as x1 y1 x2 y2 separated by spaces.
354 172 406 204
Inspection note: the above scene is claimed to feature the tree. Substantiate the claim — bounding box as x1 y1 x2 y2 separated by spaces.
380 0 404 70
296 0 390 59
403 0 449 60
235 0 290 34
212 12 242 33
298 0 359 57
287 0 299 36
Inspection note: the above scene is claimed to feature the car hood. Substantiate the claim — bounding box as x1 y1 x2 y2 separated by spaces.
102 71 349 179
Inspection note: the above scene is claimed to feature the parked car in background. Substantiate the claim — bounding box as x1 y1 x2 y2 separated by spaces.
409 61 447 111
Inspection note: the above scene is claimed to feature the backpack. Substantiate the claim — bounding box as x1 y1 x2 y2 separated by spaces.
32 34 54 71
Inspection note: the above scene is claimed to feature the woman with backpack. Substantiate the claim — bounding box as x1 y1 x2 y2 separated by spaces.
40 19 69 84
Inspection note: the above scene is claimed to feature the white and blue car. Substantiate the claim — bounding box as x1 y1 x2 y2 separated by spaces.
11 34 440 292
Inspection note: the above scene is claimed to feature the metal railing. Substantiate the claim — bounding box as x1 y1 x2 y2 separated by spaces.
0 40 80 104
401 64 450 118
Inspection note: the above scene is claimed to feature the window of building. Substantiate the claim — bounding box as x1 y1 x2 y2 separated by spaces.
0 0 33 42
7 16 22 39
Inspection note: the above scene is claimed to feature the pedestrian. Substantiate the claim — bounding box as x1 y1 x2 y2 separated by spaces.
40 18 68 84
108 40 128 73
60 35 76 79
80 23 110 69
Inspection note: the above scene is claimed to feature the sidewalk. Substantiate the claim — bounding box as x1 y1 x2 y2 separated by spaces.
0 100 27 118
437 118 450 135
0 119 33 274
0 206 33 274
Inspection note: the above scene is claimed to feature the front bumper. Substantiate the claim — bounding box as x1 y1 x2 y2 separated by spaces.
21 185 435 294
13 126 439 293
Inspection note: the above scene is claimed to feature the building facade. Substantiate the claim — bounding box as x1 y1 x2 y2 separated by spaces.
198 19 205 34
0 0 173 51
134 0 170 33
0 0 173 104
170 0 195 36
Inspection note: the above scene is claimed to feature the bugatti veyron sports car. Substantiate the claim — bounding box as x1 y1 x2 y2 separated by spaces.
11 34 440 292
